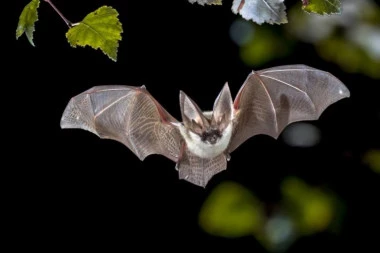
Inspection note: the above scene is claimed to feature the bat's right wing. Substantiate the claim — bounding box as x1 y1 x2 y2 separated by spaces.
60 85 182 162
228 65 350 153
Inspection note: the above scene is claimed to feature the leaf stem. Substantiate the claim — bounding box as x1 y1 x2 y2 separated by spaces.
44 0 72 27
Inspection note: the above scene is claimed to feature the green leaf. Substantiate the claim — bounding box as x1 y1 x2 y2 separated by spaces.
188 0 222 5
302 0 341 15
281 177 337 235
199 181 264 238
66 6 123 62
16 0 40 46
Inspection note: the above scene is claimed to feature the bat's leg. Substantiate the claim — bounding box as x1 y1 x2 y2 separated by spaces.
175 141 186 171
224 152 231 161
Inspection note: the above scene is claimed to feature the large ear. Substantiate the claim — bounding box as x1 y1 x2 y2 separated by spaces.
180 91 209 134
212 82 233 130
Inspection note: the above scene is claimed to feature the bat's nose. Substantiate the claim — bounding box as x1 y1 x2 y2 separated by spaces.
209 136 217 144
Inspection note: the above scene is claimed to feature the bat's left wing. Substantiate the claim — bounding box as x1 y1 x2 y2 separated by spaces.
228 65 350 153
60 85 182 162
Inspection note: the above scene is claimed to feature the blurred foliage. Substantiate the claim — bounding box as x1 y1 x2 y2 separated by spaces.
16 0 40 46
229 18 295 67
230 0 380 78
190 0 342 25
199 181 265 237
281 177 341 235
281 122 321 148
363 149 380 173
302 0 341 15
199 178 344 252
239 27 294 66
288 0 380 78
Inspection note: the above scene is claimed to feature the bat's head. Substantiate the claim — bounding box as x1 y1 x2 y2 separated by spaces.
180 83 234 147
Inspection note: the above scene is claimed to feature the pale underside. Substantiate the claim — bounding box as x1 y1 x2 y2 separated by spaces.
231 0 287 25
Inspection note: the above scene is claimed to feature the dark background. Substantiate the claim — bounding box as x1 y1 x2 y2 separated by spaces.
9 0 380 251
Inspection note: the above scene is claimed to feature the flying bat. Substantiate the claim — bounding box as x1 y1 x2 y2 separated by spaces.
60 65 350 187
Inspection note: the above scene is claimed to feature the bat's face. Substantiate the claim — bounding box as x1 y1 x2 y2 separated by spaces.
179 83 234 159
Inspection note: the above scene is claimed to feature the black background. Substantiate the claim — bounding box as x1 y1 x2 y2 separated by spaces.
9 0 380 251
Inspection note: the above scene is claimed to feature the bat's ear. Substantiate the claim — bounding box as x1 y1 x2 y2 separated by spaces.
180 91 209 134
212 82 233 131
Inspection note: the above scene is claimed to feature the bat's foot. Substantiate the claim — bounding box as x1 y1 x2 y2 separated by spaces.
175 162 180 171
225 152 231 161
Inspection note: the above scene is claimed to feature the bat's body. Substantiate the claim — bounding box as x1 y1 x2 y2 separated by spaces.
177 110 233 159
61 65 350 187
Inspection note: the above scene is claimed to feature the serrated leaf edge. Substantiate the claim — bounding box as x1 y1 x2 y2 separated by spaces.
65 6 123 62
16 0 40 47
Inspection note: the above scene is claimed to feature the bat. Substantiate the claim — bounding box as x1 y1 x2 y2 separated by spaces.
60 65 350 187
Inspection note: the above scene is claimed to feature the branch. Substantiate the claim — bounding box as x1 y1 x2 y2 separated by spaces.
44 0 72 27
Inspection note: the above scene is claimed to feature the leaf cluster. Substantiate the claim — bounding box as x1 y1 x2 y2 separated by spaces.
16 0 342 61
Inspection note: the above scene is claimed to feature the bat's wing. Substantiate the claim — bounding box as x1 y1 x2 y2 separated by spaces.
60 85 182 162
228 65 350 153
177 144 227 188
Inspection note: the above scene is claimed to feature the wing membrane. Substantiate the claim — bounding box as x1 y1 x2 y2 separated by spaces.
228 65 350 152
61 85 182 162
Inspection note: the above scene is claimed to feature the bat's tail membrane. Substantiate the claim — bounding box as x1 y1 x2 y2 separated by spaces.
178 149 227 188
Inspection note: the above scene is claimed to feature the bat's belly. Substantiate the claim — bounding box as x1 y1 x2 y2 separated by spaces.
187 140 228 159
